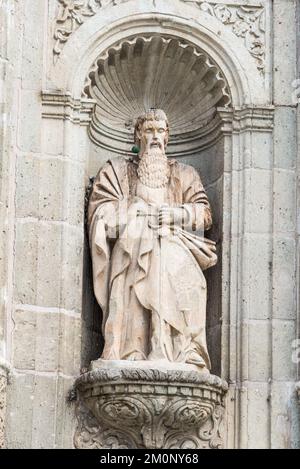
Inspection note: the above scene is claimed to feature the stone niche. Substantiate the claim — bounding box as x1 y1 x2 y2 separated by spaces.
77 31 231 449
82 34 231 378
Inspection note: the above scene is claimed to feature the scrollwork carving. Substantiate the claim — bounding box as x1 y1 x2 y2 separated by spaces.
53 0 127 57
198 402 224 449
189 1 265 72
74 367 228 449
74 401 137 449
102 401 140 420
53 0 265 72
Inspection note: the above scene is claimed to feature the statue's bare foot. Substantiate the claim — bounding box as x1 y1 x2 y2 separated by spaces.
125 352 146 361
185 351 207 368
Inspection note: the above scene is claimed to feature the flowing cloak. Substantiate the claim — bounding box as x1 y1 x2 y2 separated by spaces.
88 156 217 369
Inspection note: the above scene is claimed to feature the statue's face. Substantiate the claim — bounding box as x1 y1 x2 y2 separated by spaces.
138 119 168 154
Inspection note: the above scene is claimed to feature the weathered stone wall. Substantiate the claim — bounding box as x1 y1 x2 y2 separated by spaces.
296 0 300 432
268 0 299 449
0 0 22 449
1 0 82 448
0 0 299 449
225 0 299 449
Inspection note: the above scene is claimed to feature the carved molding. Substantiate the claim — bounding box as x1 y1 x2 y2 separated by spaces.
41 91 95 125
53 0 265 72
230 105 274 132
74 367 228 449
75 366 228 388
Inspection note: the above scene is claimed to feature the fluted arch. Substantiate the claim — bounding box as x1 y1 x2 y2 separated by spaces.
50 0 265 108
84 35 231 155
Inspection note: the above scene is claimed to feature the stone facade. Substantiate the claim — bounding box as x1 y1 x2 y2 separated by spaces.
0 0 299 448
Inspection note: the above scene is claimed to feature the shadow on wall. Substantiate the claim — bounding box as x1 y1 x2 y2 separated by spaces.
183 136 224 378
81 226 104 370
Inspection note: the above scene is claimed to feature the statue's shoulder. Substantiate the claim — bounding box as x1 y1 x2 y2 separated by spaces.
107 156 128 169
170 160 199 179
97 156 129 175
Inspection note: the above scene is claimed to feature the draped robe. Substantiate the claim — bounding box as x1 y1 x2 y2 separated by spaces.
88 156 217 370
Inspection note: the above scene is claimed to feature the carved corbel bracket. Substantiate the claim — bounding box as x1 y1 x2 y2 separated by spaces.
74 365 228 449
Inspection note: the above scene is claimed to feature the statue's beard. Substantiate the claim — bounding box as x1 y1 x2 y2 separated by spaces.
137 148 170 189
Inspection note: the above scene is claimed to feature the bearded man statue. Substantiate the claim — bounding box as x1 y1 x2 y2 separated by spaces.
88 109 217 371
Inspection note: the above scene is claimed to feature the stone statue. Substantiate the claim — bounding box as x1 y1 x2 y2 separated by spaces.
88 109 217 371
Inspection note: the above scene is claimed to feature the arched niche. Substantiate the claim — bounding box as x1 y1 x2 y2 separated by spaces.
84 35 231 157
43 0 269 379
50 1 264 104
81 32 232 375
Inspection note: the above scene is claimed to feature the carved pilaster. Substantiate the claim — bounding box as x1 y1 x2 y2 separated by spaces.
74 366 228 449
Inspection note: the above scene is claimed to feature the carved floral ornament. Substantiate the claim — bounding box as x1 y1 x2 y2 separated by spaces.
53 0 265 72
74 368 228 449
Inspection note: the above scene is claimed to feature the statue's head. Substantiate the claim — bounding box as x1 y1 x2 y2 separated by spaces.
134 109 169 155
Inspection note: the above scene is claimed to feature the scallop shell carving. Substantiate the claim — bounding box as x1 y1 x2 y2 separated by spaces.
84 35 231 154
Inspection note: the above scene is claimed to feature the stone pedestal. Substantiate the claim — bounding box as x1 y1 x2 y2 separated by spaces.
74 361 228 449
